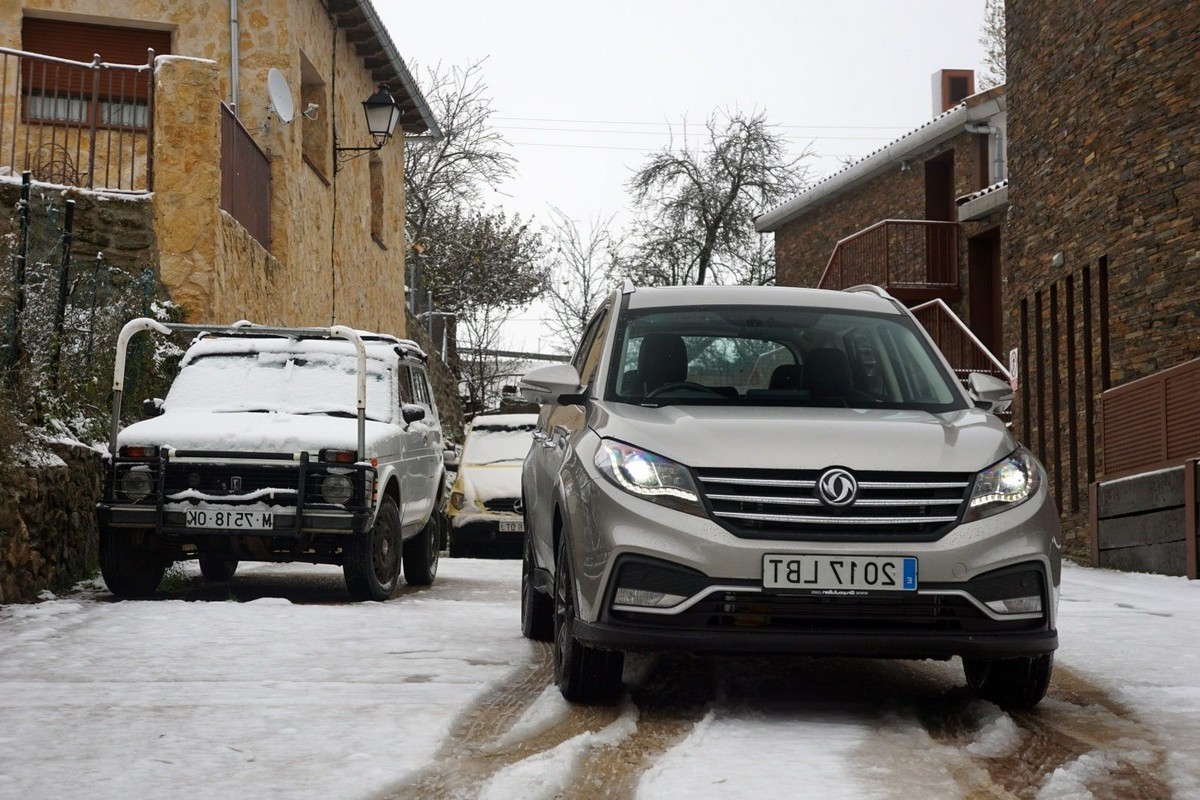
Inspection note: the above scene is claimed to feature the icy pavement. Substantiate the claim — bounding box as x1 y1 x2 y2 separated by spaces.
0 560 1198 798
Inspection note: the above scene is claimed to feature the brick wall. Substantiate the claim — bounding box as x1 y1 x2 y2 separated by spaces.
1006 0 1200 553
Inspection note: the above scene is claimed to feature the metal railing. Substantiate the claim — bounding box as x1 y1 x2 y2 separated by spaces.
910 298 1011 424
819 219 958 291
1100 357 1200 479
220 103 271 249
0 46 155 192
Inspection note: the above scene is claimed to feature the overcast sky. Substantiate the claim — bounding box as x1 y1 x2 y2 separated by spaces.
376 0 993 351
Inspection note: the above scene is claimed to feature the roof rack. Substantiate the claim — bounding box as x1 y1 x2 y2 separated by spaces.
842 284 894 299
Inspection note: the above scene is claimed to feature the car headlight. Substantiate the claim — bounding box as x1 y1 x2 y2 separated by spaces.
594 439 704 516
120 468 154 501
321 474 354 505
964 447 1040 522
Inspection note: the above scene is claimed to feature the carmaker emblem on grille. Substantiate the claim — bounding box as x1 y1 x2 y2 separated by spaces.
817 468 857 507
513 498 523 515
230 476 243 492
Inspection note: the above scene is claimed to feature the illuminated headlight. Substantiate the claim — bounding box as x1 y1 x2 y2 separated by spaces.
964 447 1040 522
594 440 704 516
120 469 154 501
321 474 354 505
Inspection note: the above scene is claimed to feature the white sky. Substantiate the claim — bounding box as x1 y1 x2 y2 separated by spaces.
377 0 993 352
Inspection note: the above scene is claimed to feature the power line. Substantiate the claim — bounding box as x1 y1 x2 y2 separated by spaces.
493 115 910 131
507 140 857 157
494 124 895 142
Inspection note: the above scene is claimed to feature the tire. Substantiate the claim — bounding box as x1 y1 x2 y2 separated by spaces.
403 510 440 586
963 652 1054 709
99 530 166 599
344 495 402 601
521 533 553 642
198 556 238 582
553 534 623 704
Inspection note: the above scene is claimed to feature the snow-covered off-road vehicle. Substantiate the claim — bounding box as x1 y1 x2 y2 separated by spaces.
97 319 445 601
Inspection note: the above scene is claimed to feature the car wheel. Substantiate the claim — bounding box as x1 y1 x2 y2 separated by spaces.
198 556 238 582
521 534 553 642
99 530 166 598
403 510 440 586
553 534 623 704
344 495 402 601
963 652 1054 709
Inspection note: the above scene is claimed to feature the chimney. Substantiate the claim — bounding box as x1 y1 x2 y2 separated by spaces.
931 69 976 116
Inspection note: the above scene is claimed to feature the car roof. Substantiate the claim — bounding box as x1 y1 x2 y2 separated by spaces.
623 285 902 315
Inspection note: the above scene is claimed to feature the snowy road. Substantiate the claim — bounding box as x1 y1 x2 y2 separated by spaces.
2 560 1199 799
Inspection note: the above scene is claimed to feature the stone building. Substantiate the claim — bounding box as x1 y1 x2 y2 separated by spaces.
0 0 439 335
1006 0 1200 575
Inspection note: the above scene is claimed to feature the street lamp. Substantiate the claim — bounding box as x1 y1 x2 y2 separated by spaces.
334 83 402 171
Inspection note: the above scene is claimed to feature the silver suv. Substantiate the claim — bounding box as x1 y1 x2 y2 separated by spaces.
97 320 444 601
519 284 1060 708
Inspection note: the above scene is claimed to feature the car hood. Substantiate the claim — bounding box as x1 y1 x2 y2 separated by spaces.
590 404 1016 474
457 462 523 503
118 411 402 457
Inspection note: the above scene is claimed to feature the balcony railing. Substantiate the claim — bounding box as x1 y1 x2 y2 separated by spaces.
819 219 959 300
910 298 1011 423
220 103 271 249
0 46 154 192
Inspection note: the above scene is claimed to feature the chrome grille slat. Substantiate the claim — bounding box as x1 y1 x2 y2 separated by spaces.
696 467 972 539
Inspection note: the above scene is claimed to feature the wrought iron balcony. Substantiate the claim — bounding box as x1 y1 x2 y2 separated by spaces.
819 219 960 303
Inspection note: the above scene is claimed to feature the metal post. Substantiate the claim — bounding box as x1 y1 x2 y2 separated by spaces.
426 290 434 340
49 199 76 388
87 55 101 190
5 171 31 375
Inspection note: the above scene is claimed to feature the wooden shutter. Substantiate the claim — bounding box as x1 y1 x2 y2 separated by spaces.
21 17 171 99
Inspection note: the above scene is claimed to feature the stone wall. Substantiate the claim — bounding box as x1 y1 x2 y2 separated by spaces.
0 444 103 603
1006 0 1200 555
1093 466 1197 576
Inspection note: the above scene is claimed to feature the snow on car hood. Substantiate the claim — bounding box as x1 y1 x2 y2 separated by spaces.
458 463 523 504
118 410 402 457
590 404 1016 474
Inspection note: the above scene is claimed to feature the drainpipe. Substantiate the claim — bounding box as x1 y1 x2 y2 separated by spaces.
966 123 1004 182
229 0 240 114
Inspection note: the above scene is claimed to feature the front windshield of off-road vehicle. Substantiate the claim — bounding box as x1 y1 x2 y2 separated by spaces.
164 351 395 422
606 305 967 412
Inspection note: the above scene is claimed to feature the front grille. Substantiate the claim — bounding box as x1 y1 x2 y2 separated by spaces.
696 468 972 540
483 497 520 513
162 464 304 506
611 590 1040 635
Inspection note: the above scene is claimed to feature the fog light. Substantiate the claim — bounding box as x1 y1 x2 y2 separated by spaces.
613 587 686 608
321 474 354 505
121 469 153 501
985 595 1043 614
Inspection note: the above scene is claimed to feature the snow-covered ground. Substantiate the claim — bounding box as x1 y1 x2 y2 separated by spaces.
1 560 1198 799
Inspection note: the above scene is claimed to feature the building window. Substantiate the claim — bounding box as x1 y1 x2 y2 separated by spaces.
20 17 169 130
299 51 329 179
369 154 385 246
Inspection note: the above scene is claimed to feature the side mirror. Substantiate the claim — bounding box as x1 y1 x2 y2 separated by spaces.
442 444 460 471
142 398 165 418
520 363 585 405
402 404 427 424
967 372 1014 413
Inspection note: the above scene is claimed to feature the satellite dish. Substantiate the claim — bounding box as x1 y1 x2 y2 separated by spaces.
267 68 295 122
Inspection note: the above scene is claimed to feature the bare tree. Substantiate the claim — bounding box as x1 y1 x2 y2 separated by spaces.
979 0 1006 89
404 59 515 249
626 110 808 287
543 209 621 354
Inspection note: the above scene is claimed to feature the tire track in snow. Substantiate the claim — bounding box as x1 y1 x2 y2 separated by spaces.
378 642 622 799
920 664 1171 799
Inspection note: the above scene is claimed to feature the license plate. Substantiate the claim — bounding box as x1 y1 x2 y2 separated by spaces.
762 554 917 594
185 508 274 530
498 520 524 533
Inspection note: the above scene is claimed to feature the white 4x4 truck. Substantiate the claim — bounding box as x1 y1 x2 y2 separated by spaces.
96 319 445 601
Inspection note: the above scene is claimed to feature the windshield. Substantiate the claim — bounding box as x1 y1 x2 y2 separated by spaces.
462 420 537 466
605 304 966 412
164 352 395 422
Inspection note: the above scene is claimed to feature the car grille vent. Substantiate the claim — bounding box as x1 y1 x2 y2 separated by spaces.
695 468 972 541
483 498 521 514
612 591 1041 635
161 465 306 506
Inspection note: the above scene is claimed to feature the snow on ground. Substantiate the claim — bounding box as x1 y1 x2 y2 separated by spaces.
1 560 1200 798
